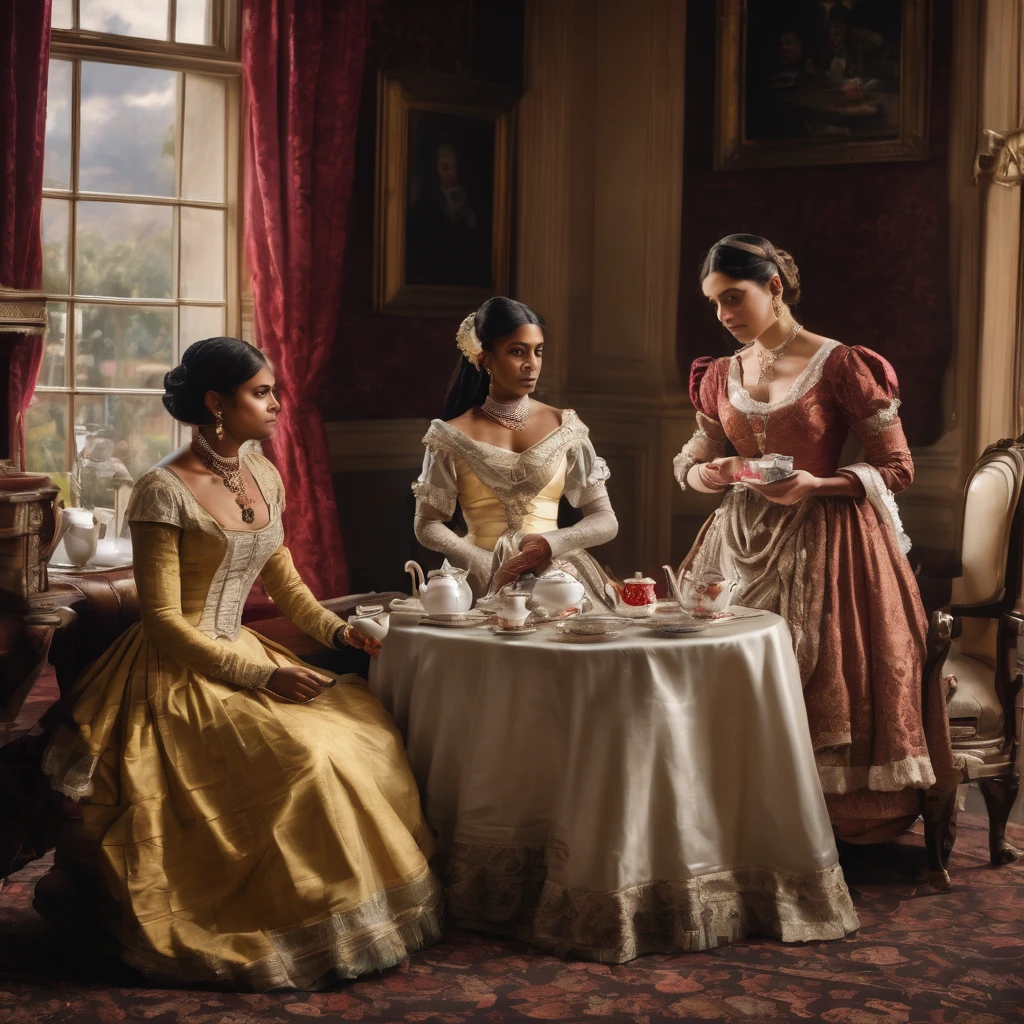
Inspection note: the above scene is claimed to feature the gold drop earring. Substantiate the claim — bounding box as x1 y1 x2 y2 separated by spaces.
215 411 225 441
772 293 784 318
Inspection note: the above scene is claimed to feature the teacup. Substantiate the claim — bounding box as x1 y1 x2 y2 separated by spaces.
495 592 530 629
348 604 390 641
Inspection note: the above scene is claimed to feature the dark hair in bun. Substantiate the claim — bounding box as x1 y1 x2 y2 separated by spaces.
162 337 268 425
441 296 546 421
700 233 802 306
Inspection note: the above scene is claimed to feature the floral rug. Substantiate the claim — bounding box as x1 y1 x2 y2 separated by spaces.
1 814 1022 1023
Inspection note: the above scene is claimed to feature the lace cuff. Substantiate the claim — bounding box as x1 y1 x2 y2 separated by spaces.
674 413 727 490
540 494 618 560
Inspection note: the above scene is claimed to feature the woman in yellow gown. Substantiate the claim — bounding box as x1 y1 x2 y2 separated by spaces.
43 337 441 990
413 297 618 603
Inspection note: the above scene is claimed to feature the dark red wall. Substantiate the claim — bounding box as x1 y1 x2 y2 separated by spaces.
677 1 953 448
317 0 522 423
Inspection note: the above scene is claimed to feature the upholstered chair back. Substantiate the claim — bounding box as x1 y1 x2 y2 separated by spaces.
957 447 1024 611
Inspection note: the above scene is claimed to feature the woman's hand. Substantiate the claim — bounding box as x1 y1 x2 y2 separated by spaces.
518 534 552 563
339 624 382 658
746 470 820 506
698 457 746 490
267 665 333 703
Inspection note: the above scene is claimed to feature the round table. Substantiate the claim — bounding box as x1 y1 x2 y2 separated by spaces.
369 611 859 962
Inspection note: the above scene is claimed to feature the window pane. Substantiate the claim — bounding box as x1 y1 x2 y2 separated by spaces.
74 393 175 491
176 0 215 45
75 304 175 390
52 0 73 30
180 207 225 300
181 74 226 201
25 392 69 479
180 305 225 348
80 63 177 196
42 199 71 295
39 302 70 389
80 0 170 40
44 59 73 190
76 201 173 299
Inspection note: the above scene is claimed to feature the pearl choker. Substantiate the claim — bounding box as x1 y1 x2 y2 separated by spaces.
481 393 531 431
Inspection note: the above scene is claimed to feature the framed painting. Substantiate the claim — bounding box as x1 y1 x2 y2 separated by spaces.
374 71 518 316
715 0 931 170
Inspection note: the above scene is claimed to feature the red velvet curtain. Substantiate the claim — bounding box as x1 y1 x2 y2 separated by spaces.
242 0 371 599
0 0 51 467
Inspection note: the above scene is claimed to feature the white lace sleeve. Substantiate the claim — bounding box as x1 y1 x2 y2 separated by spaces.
411 446 459 519
125 470 184 527
563 438 611 508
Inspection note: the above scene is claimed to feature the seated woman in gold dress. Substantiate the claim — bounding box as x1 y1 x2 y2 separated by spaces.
43 337 441 989
413 297 618 604
674 234 953 857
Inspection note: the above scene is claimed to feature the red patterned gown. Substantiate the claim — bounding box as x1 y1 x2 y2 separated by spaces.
674 340 954 839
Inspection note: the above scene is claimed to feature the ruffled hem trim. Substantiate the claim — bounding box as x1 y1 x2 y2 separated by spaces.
816 754 936 794
443 838 858 963
116 871 444 990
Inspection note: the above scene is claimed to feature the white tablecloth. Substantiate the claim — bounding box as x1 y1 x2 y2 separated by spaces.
370 612 858 961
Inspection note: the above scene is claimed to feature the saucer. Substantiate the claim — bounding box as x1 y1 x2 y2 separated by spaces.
557 615 632 637
548 630 622 644
491 625 537 636
649 618 709 635
419 610 487 628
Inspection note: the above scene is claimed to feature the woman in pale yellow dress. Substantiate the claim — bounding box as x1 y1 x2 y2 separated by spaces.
413 297 618 603
43 337 441 990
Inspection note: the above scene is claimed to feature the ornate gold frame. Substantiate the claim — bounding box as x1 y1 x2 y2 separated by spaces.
714 0 931 170
374 71 517 316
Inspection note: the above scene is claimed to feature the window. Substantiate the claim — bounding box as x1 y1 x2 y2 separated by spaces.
27 0 240 512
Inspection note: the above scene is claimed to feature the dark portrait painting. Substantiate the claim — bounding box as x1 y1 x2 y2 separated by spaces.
404 112 495 289
715 0 929 169
745 0 902 143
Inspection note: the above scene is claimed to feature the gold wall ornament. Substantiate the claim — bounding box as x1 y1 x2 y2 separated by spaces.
974 127 1024 187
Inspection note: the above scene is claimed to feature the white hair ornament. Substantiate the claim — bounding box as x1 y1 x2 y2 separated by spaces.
455 312 483 368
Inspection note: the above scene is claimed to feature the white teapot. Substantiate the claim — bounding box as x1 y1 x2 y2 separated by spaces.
531 568 585 618
662 564 739 617
348 603 390 641
418 560 473 616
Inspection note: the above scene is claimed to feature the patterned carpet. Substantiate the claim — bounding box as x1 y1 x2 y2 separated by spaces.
1 815 1022 1023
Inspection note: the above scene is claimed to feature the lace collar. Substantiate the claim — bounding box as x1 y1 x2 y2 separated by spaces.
727 339 840 415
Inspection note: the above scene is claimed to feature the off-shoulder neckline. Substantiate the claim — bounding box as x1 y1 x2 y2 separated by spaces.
429 408 579 456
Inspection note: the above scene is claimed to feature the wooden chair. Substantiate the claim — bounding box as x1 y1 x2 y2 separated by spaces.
924 434 1024 874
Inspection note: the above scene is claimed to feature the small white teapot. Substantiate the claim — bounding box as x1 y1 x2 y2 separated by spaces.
662 564 739 617
531 568 585 618
419 559 473 616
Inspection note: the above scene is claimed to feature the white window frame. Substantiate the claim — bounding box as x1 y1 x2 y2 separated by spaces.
32 0 243 495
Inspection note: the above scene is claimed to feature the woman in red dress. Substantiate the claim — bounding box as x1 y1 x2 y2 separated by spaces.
675 233 953 845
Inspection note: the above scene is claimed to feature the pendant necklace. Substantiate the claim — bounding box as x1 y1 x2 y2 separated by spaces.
755 322 802 386
192 430 257 524
481 393 531 431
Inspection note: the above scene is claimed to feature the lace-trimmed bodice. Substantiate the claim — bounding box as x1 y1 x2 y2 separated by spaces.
415 410 610 532
125 450 284 642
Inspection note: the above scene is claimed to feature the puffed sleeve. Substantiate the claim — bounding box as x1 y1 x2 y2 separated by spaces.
673 357 729 490
833 345 913 494
411 442 459 519
563 437 611 507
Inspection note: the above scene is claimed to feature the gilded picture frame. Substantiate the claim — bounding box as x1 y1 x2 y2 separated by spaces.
714 0 931 170
374 71 517 316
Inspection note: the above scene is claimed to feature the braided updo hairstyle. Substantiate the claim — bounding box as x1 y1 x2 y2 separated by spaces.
162 337 268 425
699 233 802 306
